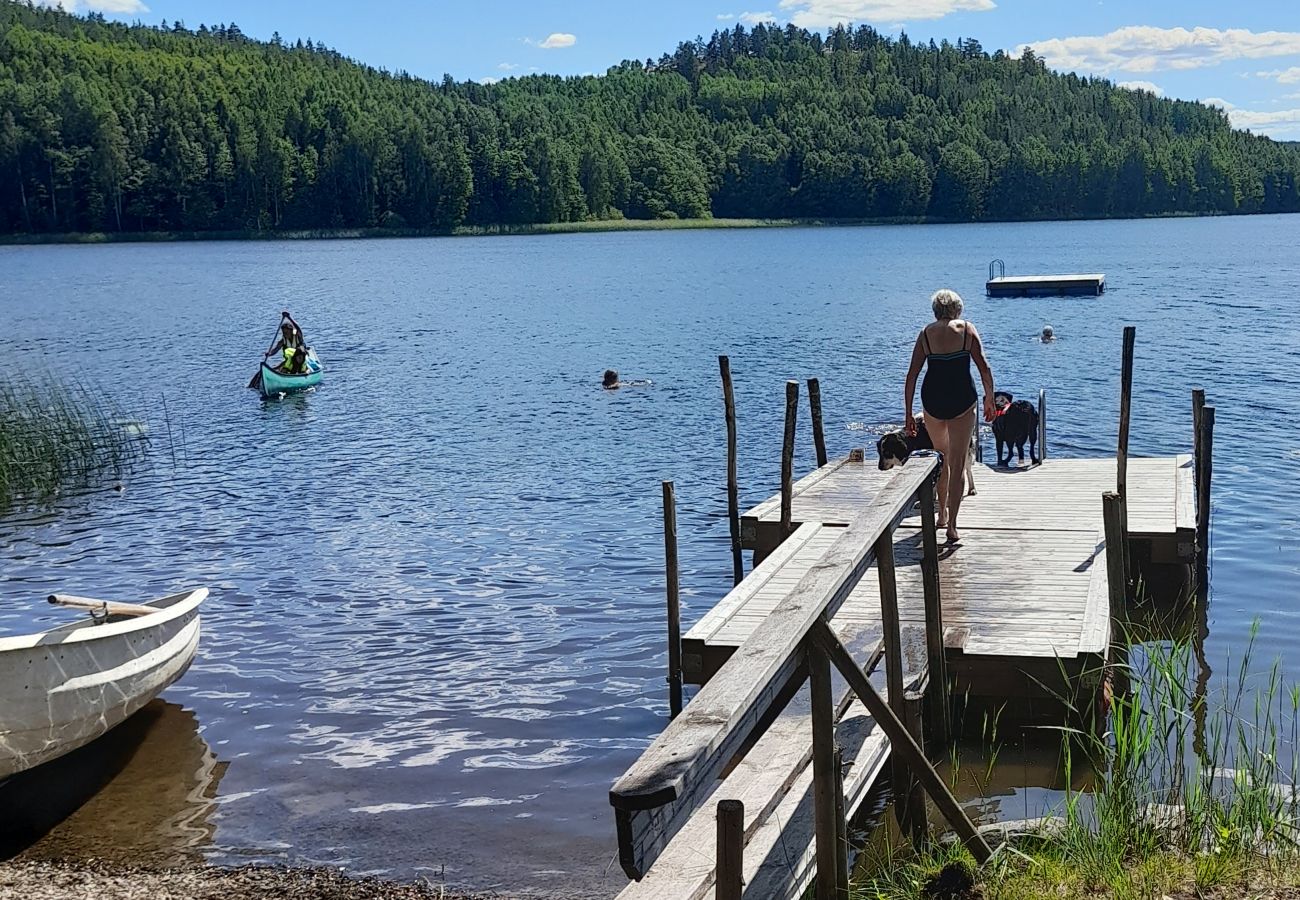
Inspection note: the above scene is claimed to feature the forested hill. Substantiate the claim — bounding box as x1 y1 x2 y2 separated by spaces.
3 2 1300 236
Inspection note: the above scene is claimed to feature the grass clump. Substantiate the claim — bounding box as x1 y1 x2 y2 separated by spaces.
0 378 147 506
853 626 1300 899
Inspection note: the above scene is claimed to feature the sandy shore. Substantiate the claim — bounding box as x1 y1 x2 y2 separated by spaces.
0 860 512 900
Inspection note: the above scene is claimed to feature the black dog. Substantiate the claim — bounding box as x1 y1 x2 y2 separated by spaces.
876 417 976 494
991 391 1039 467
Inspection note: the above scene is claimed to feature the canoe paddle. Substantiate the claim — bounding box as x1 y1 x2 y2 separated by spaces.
247 313 290 391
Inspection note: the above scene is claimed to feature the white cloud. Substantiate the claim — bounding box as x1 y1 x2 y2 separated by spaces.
497 62 519 71
1020 27 1300 75
35 0 148 12
1117 80 1164 95
739 11 777 25
717 13 736 20
1256 66 1300 84
777 0 994 28
478 76 502 85
529 32 576 50
1202 96 1300 139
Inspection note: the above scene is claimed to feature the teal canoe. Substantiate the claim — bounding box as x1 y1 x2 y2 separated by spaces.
258 350 323 397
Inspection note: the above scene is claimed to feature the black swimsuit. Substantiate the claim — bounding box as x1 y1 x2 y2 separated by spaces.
920 327 978 420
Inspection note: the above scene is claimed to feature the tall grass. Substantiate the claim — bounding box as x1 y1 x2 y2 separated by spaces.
853 624 1300 899
0 378 147 506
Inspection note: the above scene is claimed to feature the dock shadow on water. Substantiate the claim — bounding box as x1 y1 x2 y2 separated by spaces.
0 700 226 862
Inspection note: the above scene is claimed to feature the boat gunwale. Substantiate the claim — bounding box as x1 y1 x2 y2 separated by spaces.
0 588 208 652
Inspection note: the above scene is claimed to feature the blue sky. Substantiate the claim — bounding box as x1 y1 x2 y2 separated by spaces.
45 0 1300 138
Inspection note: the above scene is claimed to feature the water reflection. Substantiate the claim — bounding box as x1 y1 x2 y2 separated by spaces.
0 700 226 862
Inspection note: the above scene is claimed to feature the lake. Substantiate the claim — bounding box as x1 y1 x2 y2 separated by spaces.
0 215 1297 897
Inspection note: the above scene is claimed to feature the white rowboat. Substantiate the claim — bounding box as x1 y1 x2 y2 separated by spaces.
0 588 207 780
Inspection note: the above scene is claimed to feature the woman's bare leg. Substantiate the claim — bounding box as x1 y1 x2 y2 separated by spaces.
922 412 950 527
943 406 978 541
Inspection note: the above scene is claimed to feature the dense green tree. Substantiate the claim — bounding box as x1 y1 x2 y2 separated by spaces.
1 2 1298 236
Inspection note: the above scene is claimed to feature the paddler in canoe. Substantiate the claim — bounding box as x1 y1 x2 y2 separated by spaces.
249 311 323 395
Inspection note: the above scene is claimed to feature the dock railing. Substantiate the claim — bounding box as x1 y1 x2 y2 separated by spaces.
610 453 990 896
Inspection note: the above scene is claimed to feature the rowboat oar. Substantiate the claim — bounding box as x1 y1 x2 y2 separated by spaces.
48 594 160 618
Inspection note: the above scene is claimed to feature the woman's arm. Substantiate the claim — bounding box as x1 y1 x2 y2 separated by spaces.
968 324 996 421
904 332 925 434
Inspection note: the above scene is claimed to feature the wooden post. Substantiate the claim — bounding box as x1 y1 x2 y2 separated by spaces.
663 481 684 719
1117 327 1135 577
1117 326 1135 499
1038 388 1048 463
833 747 849 895
917 475 949 745
810 619 992 863
780 380 799 540
720 356 743 587
809 642 841 900
1192 388 1206 533
808 377 829 468
716 799 744 900
1102 492 1128 609
876 530 926 842
1197 406 1215 569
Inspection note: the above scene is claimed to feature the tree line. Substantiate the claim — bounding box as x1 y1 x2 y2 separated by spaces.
2 1 1299 235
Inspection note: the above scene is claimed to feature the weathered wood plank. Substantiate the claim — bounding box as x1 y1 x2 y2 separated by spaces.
611 457 939 880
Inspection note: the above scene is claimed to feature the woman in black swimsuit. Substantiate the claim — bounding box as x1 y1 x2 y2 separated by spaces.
903 289 996 543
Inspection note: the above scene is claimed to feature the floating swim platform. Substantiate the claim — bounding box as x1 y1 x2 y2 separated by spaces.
985 259 1105 297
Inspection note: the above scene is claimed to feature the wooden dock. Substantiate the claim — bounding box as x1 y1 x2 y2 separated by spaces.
609 342 1214 900
986 273 1106 297
693 454 1193 705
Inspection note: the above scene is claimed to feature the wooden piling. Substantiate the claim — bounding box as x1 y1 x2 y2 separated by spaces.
809 642 840 900
875 531 926 842
808 378 829 468
1102 492 1128 609
780 380 799 540
1197 406 1215 568
917 476 949 745
833 747 849 895
1038 388 1048 463
1192 388 1206 533
715 799 744 900
1117 327 1135 499
663 481 684 719
720 356 743 587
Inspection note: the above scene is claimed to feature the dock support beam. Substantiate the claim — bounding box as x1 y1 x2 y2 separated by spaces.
810 619 992 864
716 799 744 900
1103 492 1128 608
662 481 684 719
720 356 743 587
808 378 829 468
810 643 843 900
1197 406 1215 571
918 475 950 745
1117 327 1135 578
780 380 799 540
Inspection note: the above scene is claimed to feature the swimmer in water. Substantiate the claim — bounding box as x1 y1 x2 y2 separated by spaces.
1041 325 1055 342
602 369 652 389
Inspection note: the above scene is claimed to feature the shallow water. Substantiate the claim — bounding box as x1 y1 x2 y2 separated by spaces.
0 215 1297 896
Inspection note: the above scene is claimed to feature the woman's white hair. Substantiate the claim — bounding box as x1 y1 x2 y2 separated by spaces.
931 289 964 320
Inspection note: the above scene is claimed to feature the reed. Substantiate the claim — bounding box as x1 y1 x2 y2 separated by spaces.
853 624 1300 899
0 378 147 506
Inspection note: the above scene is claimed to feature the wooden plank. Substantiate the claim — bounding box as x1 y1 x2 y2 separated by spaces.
1078 532 1111 655
1175 454 1196 535
610 457 939 880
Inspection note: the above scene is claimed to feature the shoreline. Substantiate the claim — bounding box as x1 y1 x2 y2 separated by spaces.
0 859 579 900
0 208 1287 247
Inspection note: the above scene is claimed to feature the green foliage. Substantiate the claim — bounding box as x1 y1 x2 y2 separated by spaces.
2 5 1299 235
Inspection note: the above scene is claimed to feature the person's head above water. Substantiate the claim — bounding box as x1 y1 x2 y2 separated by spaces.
603 369 619 389
1042 325 1055 341
931 289 964 321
